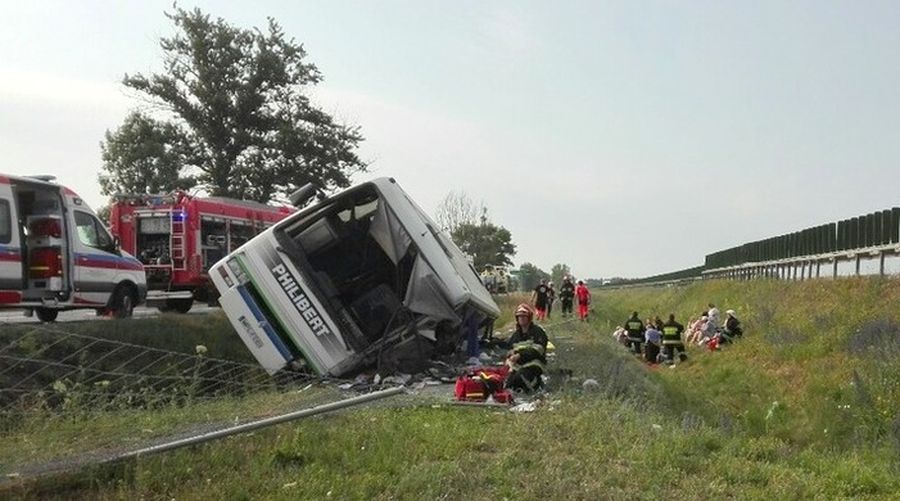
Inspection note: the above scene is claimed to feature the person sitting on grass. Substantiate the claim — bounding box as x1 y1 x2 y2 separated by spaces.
687 314 708 344
698 314 718 345
612 325 629 346
505 303 548 393
718 310 743 344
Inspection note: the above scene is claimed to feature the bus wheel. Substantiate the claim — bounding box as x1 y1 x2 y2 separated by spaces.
35 308 59 323
110 286 135 319
167 298 193 314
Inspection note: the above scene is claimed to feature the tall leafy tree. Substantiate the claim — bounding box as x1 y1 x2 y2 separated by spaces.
99 111 195 196
451 220 516 270
550 263 572 286
518 263 550 292
102 7 365 202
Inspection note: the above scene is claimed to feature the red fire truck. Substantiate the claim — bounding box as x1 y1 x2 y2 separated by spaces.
110 192 293 313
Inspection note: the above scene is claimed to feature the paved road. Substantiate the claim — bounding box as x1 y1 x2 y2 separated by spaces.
0 304 217 324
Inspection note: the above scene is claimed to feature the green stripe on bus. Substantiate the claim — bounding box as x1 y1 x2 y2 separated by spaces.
236 255 323 374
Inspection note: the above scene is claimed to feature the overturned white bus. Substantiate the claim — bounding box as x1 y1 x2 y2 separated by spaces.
209 178 500 376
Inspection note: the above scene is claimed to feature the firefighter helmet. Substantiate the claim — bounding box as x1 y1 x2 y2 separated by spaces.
514 303 534 319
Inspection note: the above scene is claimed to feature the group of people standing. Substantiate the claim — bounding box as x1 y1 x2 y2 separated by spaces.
612 303 743 365
531 276 592 321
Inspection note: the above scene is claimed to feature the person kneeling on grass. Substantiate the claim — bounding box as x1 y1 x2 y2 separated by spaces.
662 313 688 365
505 303 548 393
625 312 645 355
644 321 663 364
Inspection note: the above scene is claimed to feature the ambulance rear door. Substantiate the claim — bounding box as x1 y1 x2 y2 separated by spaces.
0 178 23 305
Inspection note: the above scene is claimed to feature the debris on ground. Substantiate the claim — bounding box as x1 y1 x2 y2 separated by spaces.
510 401 539 413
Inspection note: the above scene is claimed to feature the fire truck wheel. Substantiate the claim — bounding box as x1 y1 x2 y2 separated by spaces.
35 308 59 323
110 286 135 319
167 298 193 314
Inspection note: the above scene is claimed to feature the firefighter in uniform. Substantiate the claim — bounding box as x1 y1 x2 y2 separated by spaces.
661 313 688 365
505 303 548 393
559 276 575 317
625 312 645 355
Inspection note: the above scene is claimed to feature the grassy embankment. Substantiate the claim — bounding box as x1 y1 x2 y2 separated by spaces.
6 279 900 499
0 314 329 472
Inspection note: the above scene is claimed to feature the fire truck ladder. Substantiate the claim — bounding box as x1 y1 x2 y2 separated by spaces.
171 213 186 271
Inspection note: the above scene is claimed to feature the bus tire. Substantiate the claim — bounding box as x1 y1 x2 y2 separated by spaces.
35 308 59 323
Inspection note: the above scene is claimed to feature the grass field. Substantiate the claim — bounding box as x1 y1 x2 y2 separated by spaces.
5 279 900 499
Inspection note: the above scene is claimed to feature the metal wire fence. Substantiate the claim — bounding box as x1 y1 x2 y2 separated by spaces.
0 320 366 481
0 323 316 426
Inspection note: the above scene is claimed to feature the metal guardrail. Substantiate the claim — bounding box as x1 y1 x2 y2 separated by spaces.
704 242 900 280
612 206 900 287
705 206 900 269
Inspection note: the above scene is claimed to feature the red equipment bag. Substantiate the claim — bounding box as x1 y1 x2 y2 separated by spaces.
454 366 513 403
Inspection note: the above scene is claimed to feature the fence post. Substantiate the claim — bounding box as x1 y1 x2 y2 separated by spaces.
833 258 839 279
816 260 821 278
880 252 886 276
855 254 861 276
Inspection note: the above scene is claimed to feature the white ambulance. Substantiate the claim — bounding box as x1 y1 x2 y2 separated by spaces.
210 178 500 376
0 174 147 322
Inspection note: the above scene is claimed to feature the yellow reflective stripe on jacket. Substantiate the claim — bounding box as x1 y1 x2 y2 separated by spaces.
663 327 679 336
513 341 546 356
662 339 682 345
515 359 546 371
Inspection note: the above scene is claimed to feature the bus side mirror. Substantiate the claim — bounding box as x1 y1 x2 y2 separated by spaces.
289 183 319 208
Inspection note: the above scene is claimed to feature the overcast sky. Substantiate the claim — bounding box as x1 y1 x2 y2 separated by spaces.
2 1 899 278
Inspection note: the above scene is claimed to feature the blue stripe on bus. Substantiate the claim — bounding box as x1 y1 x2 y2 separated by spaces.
236 284 293 361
